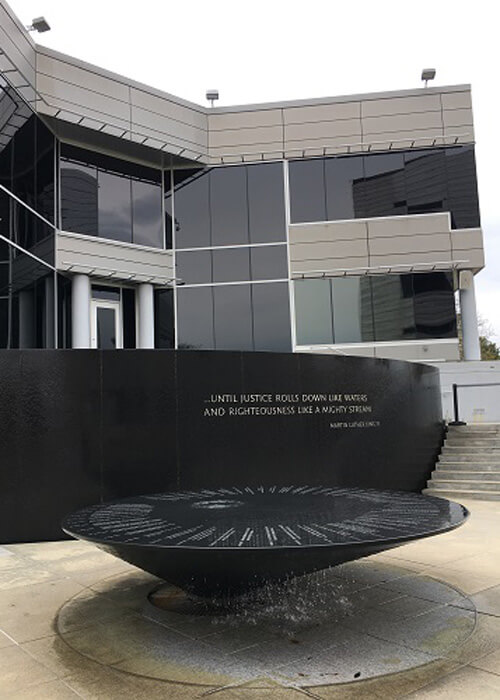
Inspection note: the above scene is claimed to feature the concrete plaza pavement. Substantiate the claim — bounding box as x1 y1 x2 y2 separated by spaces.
1 497 500 699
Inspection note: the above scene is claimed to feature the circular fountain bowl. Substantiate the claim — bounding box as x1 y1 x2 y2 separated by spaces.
62 486 468 596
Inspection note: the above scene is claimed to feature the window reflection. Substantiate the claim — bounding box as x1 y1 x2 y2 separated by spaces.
250 245 288 281
289 159 326 223
176 250 212 285
294 279 333 345
371 275 416 341
60 144 163 248
210 166 248 246
325 156 364 220
247 162 286 243
132 179 163 248
294 272 456 346
289 147 480 228
212 248 250 283
414 272 456 338
173 169 210 248
98 170 132 243
331 277 374 343
173 162 286 249
214 284 253 350
176 282 292 352
61 161 98 235
252 283 291 351
177 286 214 349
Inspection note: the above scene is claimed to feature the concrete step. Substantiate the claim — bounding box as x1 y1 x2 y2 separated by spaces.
447 423 500 428
443 442 500 449
439 453 500 463
428 479 500 492
435 462 500 471
433 470 500 481
447 427 500 435
423 487 500 501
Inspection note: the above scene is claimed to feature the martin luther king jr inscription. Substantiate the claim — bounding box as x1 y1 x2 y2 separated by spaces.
1 350 443 542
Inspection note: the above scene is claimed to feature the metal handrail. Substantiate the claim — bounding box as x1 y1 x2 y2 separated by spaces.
449 382 500 426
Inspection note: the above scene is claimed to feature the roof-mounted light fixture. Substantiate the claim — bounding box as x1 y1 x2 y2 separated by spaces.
206 89 219 107
421 68 436 87
26 16 51 33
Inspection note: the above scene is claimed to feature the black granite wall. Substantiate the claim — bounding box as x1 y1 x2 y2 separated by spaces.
0 350 443 542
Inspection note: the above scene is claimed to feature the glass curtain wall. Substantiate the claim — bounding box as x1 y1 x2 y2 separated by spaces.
294 272 456 346
0 76 58 349
60 144 163 248
289 147 480 228
173 161 291 351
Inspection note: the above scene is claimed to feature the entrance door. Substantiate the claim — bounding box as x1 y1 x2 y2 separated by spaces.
91 300 122 349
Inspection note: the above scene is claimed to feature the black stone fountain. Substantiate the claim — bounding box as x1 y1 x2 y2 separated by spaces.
63 486 468 597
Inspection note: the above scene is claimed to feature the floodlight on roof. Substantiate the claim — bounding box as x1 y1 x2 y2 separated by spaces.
421 68 436 87
206 89 219 107
26 16 51 33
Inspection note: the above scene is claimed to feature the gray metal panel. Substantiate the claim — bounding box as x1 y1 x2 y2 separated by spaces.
35 47 209 162
56 231 174 285
360 94 441 118
0 0 36 104
0 0 477 163
288 214 484 277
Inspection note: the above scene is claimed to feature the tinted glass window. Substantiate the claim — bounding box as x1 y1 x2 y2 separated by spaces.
325 155 364 220
60 144 163 247
61 160 98 235
97 170 132 242
445 146 480 228
294 279 333 345
176 250 212 285
212 247 250 283
164 169 173 249
252 282 291 351
289 159 326 223
12 116 35 206
371 275 416 341
210 166 248 246
250 245 288 280
404 149 447 216
173 169 210 248
132 179 162 248
361 152 406 218
413 271 456 338
12 117 36 248
331 276 374 343
213 284 253 350
154 288 174 348
35 120 55 225
247 162 286 242
176 286 214 349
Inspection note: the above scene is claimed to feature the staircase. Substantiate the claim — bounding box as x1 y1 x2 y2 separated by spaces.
424 424 500 501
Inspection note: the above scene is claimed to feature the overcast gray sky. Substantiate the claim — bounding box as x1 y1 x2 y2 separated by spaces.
11 0 499 342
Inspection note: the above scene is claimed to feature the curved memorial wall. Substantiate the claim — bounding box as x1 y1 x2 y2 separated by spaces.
0 350 443 542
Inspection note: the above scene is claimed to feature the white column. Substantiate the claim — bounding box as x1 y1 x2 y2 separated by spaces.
459 270 481 361
71 274 91 349
137 283 154 348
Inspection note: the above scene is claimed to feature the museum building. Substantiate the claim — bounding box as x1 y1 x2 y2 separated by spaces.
0 1 484 362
